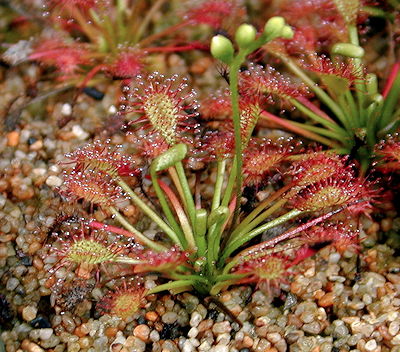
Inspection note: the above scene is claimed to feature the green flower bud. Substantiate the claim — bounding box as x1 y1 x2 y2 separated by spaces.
263 16 285 40
235 24 257 48
210 35 234 65
281 25 294 39
331 43 365 58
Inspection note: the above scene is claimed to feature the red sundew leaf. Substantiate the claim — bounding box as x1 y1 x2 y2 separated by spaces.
184 0 244 29
304 54 365 92
301 222 360 253
131 245 190 274
232 246 314 294
242 138 296 187
107 50 144 79
60 169 123 207
123 73 198 145
375 134 400 172
198 90 232 121
200 130 235 162
64 139 139 177
290 174 375 213
49 226 130 278
97 279 147 320
239 64 311 103
288 152 352 188
29 38 90 75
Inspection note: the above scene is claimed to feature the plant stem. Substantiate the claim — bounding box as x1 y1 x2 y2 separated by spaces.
138 21 189 47
221 160 238 207
108 206 167 251
380 69 400 128
278 55 347 123
260 111 340 147
231 184 292 237
133 0 167 44
175 162 197 230
157 179 195 249
115 177 180 246
147 280 194 294
221 209 302 262
229 198 288 243
229 52 246 226
211 160 226 210
290 98 345 134
150 171 186 246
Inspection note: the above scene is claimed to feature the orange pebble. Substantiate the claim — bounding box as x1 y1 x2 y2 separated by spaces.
7 131 20 147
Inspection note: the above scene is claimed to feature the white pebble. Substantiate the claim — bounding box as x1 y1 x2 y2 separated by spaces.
188 327 198 338
108 105 117 114
39 328 53 340
190 312 202 327
365 339 377 351
71 125 89 140
61 103 72 116
46 175 63 188
389 321 400 336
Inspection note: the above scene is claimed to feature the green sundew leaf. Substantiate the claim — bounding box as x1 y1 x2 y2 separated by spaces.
333 0 361 25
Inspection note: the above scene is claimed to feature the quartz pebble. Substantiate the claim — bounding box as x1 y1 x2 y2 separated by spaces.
45 175 63 187
22 306 37 322
133 324 150 341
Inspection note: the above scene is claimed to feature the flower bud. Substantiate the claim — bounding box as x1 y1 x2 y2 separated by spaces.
235 24 257 48
263 16 285 40
211 35 234 65
331 43 364 58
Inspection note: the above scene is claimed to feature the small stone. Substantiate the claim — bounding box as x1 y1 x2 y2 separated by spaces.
364 339 377 351
12 185 34 200
71 125 89 140
392 334 400 345
212 321 231 334
29 140 43 151
104 326 118 338
21 339 44 352
389 321 400 336
22 306 37 322
7 131 20 147
75 324 90 338
188 327 198 338
46 175 63 188
190 312 202 327
145 311 158 322
266 332 281 344
38 328 53 340
318 292 335 307
302 322 322 335
133 324 150 341
242 336 253 348
149 330 160 342
61 103 72 116
198 319 213 332
162 312 178 324
6 277 19 291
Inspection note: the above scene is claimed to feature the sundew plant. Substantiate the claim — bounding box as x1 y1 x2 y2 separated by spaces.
48 17 376 317
25 0 244 85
